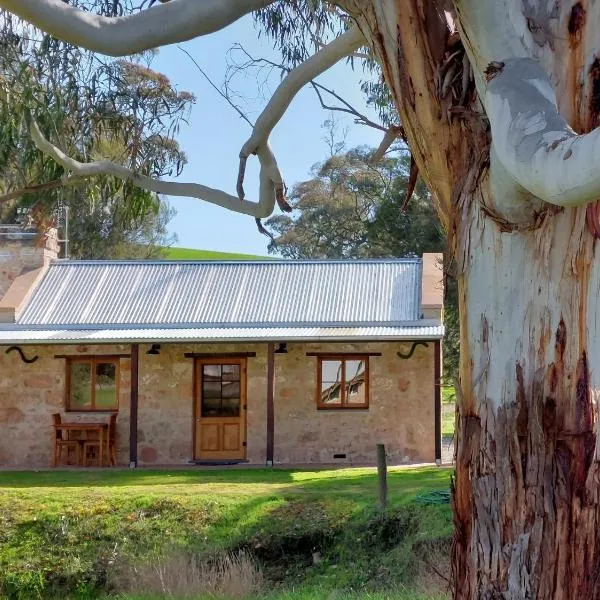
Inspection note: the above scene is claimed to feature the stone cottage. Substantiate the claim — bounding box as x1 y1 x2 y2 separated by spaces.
0 225 444 468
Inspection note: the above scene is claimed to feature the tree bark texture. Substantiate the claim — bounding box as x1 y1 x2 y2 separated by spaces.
341 0 600 597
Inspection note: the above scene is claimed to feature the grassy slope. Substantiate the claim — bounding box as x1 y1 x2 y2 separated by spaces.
0 467 452 600
163 247 270 260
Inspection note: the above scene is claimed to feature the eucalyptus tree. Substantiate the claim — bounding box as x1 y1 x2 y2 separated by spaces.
2 0 600 597
0 2 192 257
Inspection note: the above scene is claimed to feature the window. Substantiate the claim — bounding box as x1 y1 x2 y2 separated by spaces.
201 363 241 417
317 356 369 409
66 357 119 411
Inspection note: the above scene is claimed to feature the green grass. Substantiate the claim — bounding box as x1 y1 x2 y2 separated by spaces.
162 247 271 260
441 386 455 438
0 467 452 599
441 387 455 404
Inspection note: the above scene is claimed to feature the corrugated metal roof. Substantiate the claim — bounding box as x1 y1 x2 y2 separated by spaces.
17 259 423 327
0 325 444 344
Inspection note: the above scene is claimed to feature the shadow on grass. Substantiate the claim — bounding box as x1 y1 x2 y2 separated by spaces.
0 466 452 493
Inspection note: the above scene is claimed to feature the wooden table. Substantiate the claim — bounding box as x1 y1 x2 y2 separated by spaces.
53 422 109 467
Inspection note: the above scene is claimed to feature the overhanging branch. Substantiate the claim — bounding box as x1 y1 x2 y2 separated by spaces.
0 0 274 56
30 120 278 218
237 25 366 200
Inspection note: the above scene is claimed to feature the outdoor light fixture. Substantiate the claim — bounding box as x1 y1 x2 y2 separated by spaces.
147 344 161 355
274 343 288 354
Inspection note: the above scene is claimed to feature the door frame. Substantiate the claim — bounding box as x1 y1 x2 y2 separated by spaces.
193 357 248 461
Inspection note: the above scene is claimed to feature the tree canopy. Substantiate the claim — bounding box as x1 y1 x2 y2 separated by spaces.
0 4 193 257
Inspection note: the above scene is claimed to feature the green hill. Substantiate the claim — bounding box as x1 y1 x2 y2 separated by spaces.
162 247 271 260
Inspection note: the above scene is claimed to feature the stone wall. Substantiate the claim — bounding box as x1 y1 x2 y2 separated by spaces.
0 344 130 467
0 340 436 468
273 341 435 465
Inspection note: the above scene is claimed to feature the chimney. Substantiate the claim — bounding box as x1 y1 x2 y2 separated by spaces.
0 226 59 320
421 253 444 320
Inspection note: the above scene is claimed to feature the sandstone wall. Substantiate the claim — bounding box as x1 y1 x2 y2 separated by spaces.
0 344 130 467
0 340 436 467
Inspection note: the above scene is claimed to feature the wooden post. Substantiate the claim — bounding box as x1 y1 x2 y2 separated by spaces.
434 340 442 465
266 342 275 466
377 443 388 510
129 343 139 468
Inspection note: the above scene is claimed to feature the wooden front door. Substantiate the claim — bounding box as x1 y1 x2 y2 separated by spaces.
194 358 247 460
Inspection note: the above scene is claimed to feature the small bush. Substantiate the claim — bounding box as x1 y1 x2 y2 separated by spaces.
115 550 263 599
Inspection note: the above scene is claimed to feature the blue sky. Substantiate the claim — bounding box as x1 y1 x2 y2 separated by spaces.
150 15 383 257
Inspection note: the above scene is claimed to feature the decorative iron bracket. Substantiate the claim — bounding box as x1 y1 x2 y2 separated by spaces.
5 346 39 364
397 342 429 360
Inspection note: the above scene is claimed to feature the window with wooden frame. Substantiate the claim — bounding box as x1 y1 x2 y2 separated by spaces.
66 357 120 411
317 356 369 409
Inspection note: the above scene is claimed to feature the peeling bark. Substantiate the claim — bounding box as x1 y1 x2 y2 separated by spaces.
339 0 600 597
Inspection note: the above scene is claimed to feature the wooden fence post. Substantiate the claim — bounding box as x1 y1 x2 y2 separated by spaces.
377 443 388 509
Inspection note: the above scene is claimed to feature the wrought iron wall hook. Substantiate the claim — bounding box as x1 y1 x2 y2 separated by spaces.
5 346 39 364
397 341 429 360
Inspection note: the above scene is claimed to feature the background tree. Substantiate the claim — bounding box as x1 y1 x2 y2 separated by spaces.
4 0 600 597
266 141 459 379
0 6 193 257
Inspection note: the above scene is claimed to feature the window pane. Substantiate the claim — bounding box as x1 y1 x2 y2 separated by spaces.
70 362 92 409
222 364 240 381
221 397 241 417
203 381 222 399
203 365 221 380
345 360 366 405
321 360 343 405
202 397 222 417
95 363 118 409
221 380 240 399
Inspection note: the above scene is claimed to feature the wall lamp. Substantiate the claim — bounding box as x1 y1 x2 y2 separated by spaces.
147 344 161 355
274 342 288 354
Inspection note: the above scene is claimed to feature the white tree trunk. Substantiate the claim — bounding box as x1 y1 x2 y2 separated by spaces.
452 194 600 598
340 0 600 596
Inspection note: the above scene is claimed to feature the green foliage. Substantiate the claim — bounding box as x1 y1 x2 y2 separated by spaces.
0 467 452 599
265 146 442 259
0 4 194 259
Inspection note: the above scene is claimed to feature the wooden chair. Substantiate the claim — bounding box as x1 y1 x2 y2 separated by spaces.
52 413 80 466
83 414 117 467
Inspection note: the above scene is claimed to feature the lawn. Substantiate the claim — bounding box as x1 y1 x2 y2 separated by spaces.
441 386 456 438
0 467 453 600
162 247 271 260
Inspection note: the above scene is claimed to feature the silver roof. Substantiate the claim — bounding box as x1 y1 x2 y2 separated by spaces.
0 324 444 344
17 259 423 328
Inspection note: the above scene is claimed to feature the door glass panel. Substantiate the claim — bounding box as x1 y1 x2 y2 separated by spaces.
345 360 366 405
201 363 241 417
321 360 343 405
221 397 241 417
203 364 221 380
222 364 240 381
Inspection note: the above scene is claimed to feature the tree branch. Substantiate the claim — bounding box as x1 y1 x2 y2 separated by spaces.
237 25 366 200
369 126 405 163
487 58 600 208
29 120 278 218
310 81 389 132
178 45 254 129
0 176 80 203
0 0 274 56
